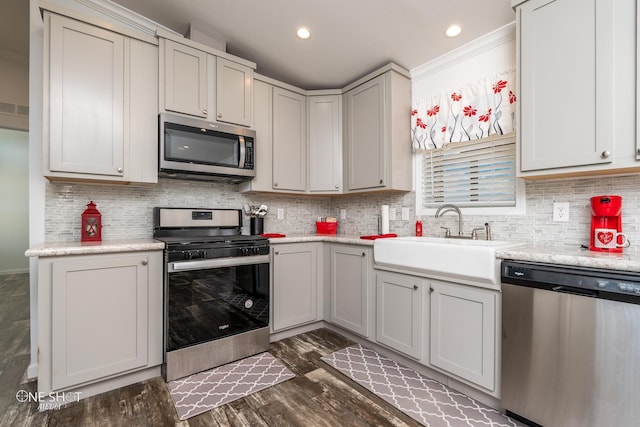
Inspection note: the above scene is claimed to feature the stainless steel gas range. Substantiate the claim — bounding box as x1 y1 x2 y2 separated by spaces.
153 207 270 382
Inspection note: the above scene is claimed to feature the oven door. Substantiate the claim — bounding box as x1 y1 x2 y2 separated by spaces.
166 255 269 353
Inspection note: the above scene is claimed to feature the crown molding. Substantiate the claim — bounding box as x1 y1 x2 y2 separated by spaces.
411 21 515 80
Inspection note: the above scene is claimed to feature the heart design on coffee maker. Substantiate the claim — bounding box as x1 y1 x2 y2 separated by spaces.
597 231 614 245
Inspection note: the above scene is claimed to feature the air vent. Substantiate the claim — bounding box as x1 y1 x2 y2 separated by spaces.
0 101 29 116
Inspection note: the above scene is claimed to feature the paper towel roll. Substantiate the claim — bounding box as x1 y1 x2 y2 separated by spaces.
381 205 390 234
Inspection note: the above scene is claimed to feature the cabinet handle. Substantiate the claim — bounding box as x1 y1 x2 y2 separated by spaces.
637 148 640 155
379 179 383 184
413 284 418 290
335 184 339 189
141 260 148 266
117 167 123 173
430 286 434 293
362 252 366 257
274 182 278 187
275 251 279 255
218 112 223 118
601 150 611 159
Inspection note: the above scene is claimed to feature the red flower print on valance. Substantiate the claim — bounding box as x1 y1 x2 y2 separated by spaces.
411 69 516 150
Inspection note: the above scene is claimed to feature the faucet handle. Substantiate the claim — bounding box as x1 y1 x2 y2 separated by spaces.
440 226 451 237
471 227 484 240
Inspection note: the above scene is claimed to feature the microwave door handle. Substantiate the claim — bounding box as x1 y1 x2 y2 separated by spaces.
238 136 246 169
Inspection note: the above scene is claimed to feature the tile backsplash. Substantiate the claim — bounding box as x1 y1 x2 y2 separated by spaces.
45 174 640 249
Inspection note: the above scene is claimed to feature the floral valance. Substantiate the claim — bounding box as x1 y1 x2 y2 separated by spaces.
411 69 516 150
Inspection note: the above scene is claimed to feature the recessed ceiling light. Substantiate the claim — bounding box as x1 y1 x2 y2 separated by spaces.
296 27 311 40
445 25 462 38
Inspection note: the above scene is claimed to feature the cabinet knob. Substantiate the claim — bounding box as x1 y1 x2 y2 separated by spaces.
141 260 148 266
637 148 640 155
413 285 418 290
601 150 611 159
430 286 434 293
275 251 279 255
335 185 339 189
362 252 366 257
117 167 123 173
218 112 223 118
203 109 208 115
274 182 278 187
379 179 383 184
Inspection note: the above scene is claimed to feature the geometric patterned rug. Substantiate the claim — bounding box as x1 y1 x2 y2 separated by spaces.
168 352 295 420
322 344 525 427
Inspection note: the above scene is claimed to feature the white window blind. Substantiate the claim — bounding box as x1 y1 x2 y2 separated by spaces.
421 133 516 208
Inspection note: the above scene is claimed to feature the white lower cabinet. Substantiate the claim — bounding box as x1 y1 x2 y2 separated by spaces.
376 271 423 359
329 245 372 338
272 243 319 331
429 280 498 392
38 251 163 393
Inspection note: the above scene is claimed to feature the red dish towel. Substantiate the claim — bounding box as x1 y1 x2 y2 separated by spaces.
261 233 286 238
359 233 398 240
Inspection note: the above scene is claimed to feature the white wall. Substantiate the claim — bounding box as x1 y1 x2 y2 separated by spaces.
0 128 29 273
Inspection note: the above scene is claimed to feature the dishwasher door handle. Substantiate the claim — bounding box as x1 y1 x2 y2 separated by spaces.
551 285 599 298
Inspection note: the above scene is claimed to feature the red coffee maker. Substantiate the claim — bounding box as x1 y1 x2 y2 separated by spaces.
590 195 623 252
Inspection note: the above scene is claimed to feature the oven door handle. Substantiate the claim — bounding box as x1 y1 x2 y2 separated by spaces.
168 255 269 272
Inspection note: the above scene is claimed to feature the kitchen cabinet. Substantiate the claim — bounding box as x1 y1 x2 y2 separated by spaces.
273 87 307 191
343 66 412 192
216 57 253 127
308 95 343 193
515 0 638 178
160 35 255 127
240 79 273 192
329 245 372 338
272 243 319 331
376 271 424 359
429 280 498 392
163 39 208 118
44 12 158 184
37 251 163 394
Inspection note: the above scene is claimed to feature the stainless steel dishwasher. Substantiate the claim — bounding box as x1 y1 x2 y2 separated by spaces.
501 260 640 427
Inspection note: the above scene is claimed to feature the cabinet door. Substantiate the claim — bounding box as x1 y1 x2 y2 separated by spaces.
48 14 125 178
164 39 208 118
216 57 253 127
273 87 307 191
272 244 317 331
345 74 386 190
330 246 370 337
376 272 422 359
430 281 496 391
308 95 342 193
519 0 614 171
51 255 149 390
240 79 273 192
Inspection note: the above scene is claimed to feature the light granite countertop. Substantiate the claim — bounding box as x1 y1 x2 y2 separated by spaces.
266 234 375 246
25 239 165 257
496 243 640 273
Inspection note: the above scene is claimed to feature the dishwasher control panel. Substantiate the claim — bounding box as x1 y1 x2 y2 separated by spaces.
501 260 640 304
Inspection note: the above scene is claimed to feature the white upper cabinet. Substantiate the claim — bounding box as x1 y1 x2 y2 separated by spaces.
44 12 158 184
163 39 208 118
344 66 412 192
216 57 253 127
516 0 638 178
160 36 255 127
272 87 307 192
308 95 343 193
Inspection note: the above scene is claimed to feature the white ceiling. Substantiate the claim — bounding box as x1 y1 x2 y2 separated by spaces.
110 0 516 89
2 1 516 89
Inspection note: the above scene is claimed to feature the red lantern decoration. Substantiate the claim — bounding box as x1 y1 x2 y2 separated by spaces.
81 201 102 242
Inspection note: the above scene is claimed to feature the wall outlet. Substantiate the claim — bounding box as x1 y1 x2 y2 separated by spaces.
389 208 397 221
340 209 346 220
553 202 570 222
277 208 284 220
401 207 410 221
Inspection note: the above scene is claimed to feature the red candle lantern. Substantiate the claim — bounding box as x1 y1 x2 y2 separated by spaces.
81 201 102 242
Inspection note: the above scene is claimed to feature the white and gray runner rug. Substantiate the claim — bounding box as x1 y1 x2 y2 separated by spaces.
168 352 295 420
322 344 524 427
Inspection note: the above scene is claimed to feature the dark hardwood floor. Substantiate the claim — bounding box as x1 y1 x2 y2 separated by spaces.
0 273 422 426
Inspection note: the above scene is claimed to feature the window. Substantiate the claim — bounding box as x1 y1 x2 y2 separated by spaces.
416 133 525 215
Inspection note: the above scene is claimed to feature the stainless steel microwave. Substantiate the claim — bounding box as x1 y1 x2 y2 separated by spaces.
159 113 256 183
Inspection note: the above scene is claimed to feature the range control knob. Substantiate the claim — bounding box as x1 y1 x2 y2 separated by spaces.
252 247 260 254
241 247 250 256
